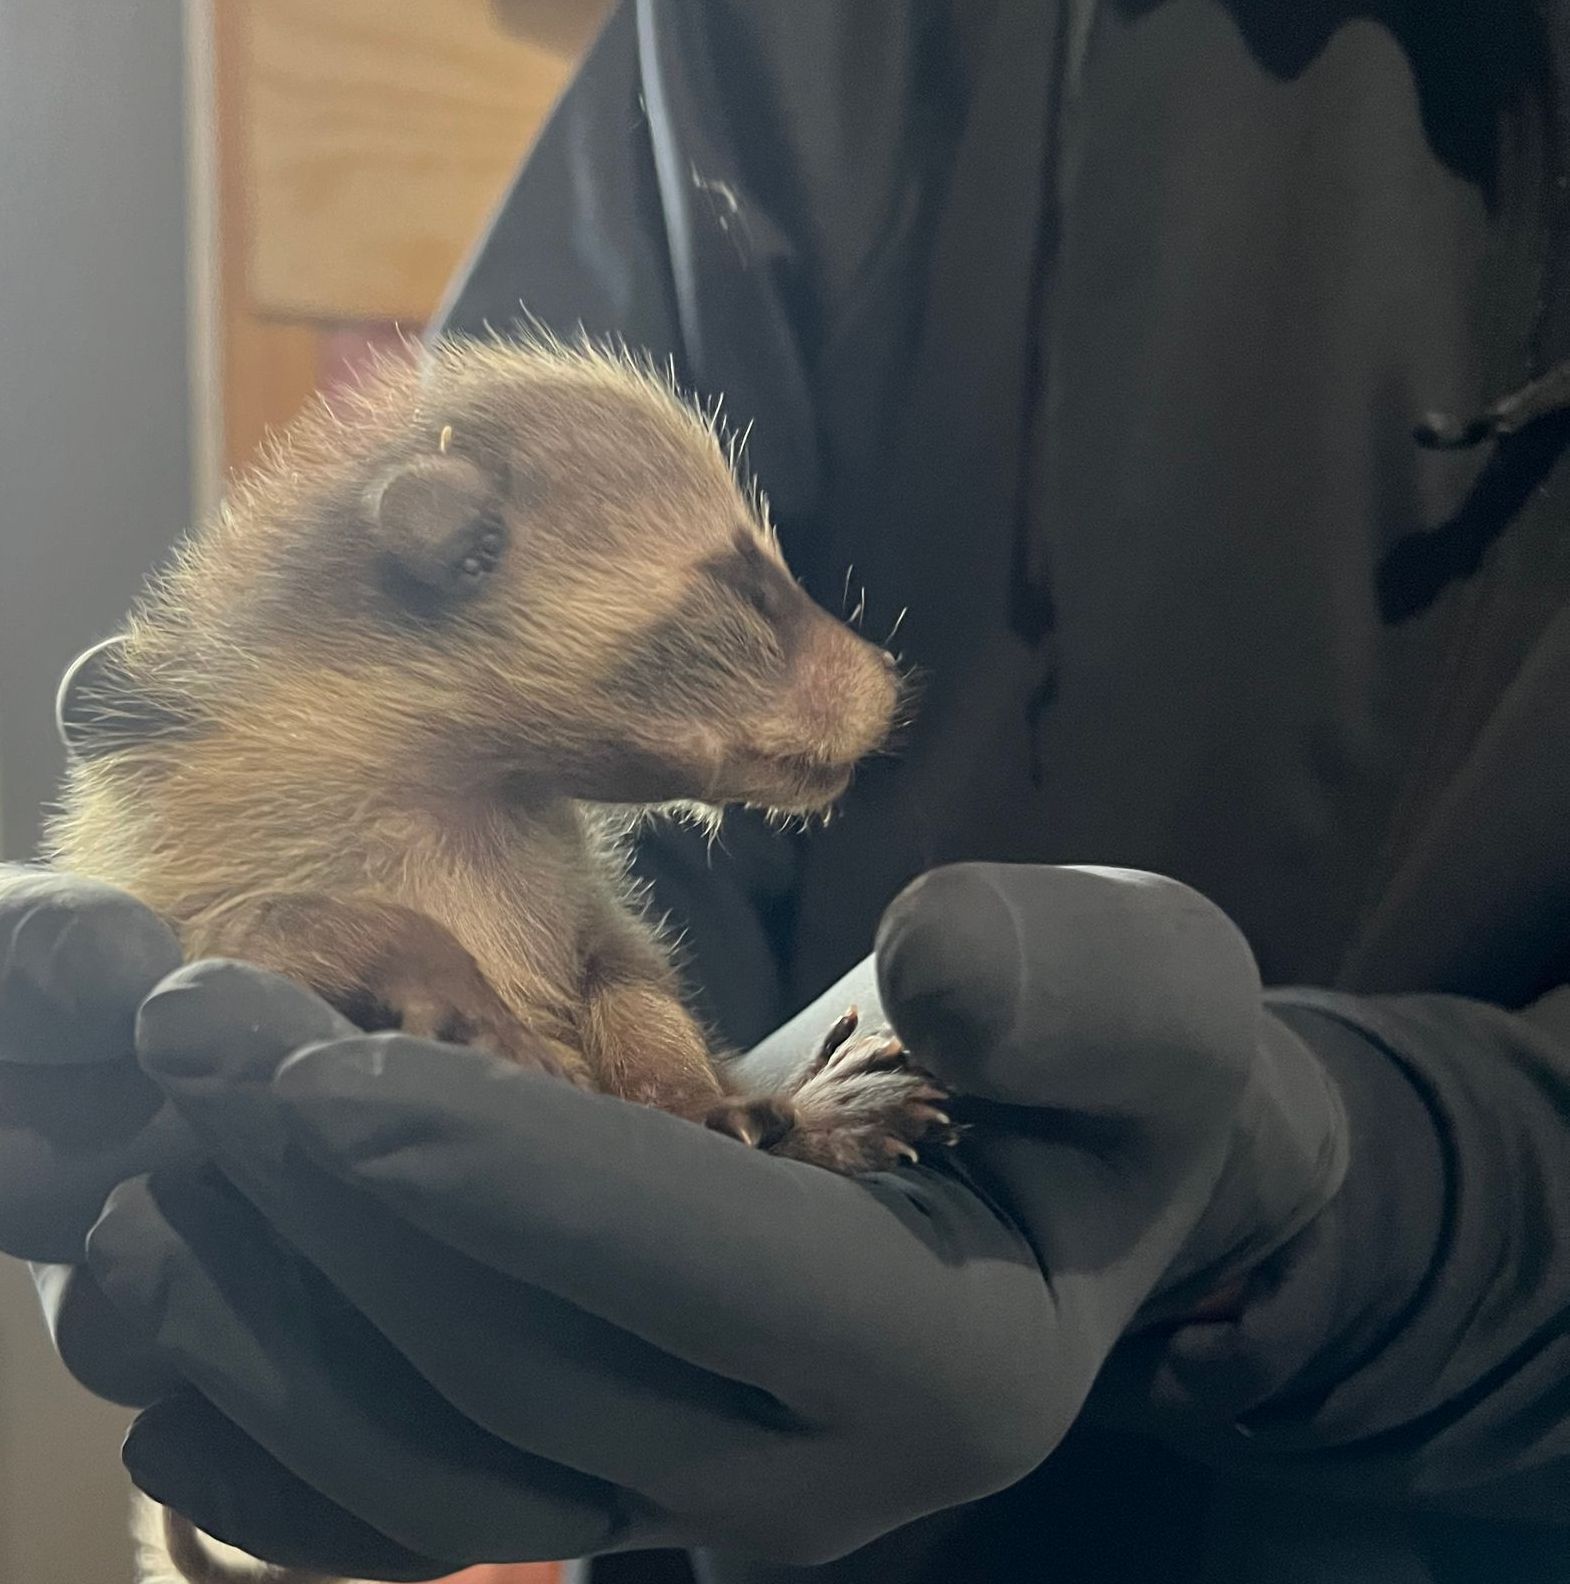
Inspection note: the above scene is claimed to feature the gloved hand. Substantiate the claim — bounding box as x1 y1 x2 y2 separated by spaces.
0 861 1348 1575
0 868 199 1406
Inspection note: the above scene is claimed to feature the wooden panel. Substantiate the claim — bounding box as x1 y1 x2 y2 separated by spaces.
213 0 323 476
451 1564 562 1584
243 0 590 323
490 0 615 57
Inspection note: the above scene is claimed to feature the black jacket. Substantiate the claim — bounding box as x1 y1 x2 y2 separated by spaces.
439 3 1570 1578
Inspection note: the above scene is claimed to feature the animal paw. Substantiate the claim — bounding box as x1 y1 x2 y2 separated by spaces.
700 1093 799 1151
703 1008 954 1175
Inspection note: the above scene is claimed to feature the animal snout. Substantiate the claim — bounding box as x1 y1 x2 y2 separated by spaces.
797 629 899 758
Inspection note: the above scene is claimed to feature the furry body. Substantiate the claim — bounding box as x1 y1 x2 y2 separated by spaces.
50 338 945 1584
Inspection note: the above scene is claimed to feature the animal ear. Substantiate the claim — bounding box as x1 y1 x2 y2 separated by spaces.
365 453 509 605
56 636 188 758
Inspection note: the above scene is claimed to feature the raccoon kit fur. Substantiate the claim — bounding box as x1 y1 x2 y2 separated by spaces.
49 338 949 1584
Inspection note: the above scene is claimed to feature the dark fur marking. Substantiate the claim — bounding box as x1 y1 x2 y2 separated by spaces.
702 531 807 629
611 537 813 710
609 538 822 713
611 588 777 712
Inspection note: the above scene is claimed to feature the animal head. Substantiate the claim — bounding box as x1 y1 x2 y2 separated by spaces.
61 338 901 816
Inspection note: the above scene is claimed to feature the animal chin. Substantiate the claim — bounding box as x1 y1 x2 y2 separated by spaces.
734 749 854 812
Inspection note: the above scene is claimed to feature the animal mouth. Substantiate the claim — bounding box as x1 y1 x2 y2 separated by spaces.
743 749 855 807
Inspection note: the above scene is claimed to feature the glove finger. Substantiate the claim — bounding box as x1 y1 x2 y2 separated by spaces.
875 863 1256 1120
131 969 832 1496
0 867 183 1066
126 1392 456 1582
0 1059 201 1261
32 1261 183 1406
0 870 198 1260
87 1166 654 1564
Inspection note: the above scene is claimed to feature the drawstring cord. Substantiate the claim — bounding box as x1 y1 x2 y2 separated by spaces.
1019 0 1101 785
1415 356 1570 449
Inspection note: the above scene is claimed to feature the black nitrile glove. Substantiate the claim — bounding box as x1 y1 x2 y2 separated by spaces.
0 861 1350 1575
0 868 193 1262
0 868 198 1408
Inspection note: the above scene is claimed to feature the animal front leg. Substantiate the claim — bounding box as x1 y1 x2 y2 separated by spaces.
579 969 731 1114
579 951 953 1174
579 967 821 1153
183 890 591 1086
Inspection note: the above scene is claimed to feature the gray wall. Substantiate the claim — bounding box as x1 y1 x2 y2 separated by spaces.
0 4 193 1579
0 1261 134 1584
0 1 193 860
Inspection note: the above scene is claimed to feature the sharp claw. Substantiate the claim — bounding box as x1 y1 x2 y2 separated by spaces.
894 1143 920 1164
704 1108 750 1145
826 1010 858 1042
810 1007 863 1074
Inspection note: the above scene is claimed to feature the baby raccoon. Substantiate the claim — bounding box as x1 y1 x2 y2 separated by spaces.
49 337 948 1584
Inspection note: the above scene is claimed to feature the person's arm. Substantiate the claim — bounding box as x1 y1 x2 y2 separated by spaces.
1093 983 1570 1525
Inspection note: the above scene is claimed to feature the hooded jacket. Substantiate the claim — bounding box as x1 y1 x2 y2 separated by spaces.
439 2 1570 1578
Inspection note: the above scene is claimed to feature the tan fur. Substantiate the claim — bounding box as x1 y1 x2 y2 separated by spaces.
49 336 946 1584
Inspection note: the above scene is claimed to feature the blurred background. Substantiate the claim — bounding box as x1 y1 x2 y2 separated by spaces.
0 3 610 1579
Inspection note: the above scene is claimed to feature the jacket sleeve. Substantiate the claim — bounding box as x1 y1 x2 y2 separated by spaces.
1107 982 1570 1525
